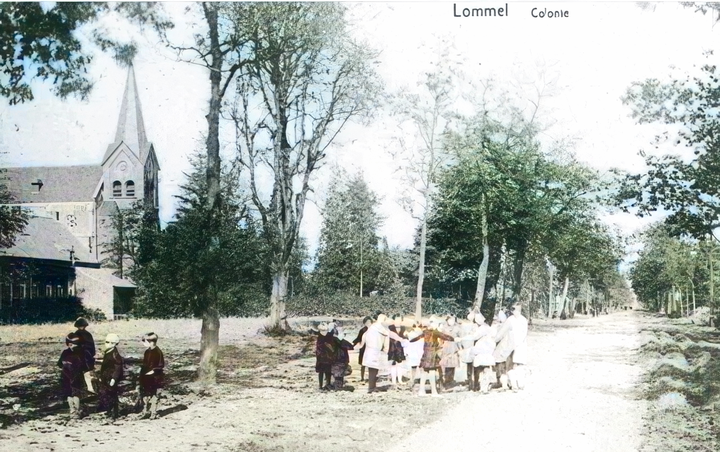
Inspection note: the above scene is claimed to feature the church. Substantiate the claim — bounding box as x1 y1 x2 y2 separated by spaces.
0 66 159 319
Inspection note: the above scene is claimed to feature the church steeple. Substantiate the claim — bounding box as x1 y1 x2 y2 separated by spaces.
106 64 149 164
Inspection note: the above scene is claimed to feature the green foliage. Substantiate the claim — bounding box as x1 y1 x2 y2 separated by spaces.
79 307 107 323
313 171 392 295
0 180 27 248
102 200 158 280
544 213 623 287
0 296 84 324
428 119 608 300
630 223 713 312
0 2 172 104
285 293 468 318
131 154 273 319
618 60 720 239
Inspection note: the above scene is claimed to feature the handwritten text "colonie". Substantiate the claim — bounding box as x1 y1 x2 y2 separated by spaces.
453 3 509 17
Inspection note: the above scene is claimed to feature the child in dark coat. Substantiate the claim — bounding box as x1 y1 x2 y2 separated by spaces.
315 323 336 391
329 323 354 390
58 332 91 418
98 333 124 420
138 332 165 419
352 316 373 382
73 317 96 393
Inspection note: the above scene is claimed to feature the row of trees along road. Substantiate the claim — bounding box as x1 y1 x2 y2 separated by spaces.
424 92 626 320
386 50 627 320
617 52 720 323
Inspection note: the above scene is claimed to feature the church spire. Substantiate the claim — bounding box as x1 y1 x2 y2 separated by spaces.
112 64 149 162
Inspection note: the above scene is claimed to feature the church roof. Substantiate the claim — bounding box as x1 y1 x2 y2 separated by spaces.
2 165 102 203
102 65 152 165
0 216 94 263
75 267 136 289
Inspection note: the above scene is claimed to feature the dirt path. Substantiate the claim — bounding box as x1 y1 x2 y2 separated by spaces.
389 310 648 452
0 311 656 451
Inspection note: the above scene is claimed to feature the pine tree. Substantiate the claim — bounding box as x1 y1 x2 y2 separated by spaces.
314 171 387 296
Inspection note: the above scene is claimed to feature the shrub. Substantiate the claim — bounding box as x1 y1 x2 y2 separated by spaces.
285 292 470 318
81 307 107 322
0 296 84 324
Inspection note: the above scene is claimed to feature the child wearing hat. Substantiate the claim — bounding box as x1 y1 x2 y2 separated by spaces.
57 332 91 419
73 317 97 393
138 332 165 419
315 323 336 391
98 333 124 420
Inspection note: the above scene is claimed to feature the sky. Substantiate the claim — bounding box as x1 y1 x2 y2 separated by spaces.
2 1 720 263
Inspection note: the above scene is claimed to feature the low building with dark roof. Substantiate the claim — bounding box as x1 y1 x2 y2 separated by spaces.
0 66 159 320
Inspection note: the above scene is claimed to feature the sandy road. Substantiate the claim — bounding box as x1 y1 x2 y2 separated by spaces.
388 310 648 452
0 311 651 452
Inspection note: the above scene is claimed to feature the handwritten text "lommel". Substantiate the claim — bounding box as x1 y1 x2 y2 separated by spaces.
453 3 509 17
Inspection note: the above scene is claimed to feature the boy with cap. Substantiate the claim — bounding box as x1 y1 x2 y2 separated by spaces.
58 332 91 419
98 333 124 420
138 332 165 419
73 317 96 393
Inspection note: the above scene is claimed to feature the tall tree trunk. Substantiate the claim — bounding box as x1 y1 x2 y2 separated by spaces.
559 276 570 319
692 286 696 314
198 304 220 383
415 213 428 319
198 2 223 384
585 279 590 315
474 200 489 312
710 252 715 325
547 263 554 318
512 246 525 300
269 269 289 329
530 289 535 320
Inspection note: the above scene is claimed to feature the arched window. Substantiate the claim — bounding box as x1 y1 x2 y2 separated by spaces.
126 180 135 197
112 181 122 197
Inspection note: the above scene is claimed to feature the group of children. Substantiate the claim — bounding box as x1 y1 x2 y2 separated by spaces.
58 317 166 421
314 304 529 397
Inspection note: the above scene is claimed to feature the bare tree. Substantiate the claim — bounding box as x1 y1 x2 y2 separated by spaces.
392 53 460 318
230 3 381 330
